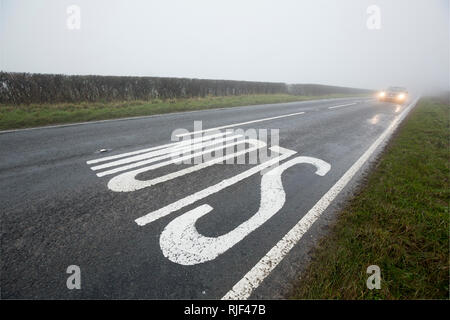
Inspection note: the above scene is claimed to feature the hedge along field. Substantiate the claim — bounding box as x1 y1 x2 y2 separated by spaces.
0 72 373 130
0 93 367 130
0 72 288 104
0 72 372 105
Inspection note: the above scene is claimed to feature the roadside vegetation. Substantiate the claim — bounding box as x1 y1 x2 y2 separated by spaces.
0 93 366 130
290 96 449 299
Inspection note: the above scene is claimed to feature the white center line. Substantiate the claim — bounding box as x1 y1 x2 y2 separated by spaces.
222 98 419 300
328 102 358 109
175 111 305 137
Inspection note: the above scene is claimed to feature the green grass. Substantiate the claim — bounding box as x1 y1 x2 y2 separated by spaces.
0 93 366 130
289 96 449 299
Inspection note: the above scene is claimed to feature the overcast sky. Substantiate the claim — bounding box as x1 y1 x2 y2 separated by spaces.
1 0 448 92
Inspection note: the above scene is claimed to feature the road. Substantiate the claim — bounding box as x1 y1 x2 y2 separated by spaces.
0 96 417 299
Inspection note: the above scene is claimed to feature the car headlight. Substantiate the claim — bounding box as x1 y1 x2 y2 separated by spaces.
378 91 386 97
397 93 405 100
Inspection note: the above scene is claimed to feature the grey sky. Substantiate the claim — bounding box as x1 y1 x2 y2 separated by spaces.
1 0 448 93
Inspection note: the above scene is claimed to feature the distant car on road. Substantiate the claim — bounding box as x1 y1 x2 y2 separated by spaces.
377 86 408 103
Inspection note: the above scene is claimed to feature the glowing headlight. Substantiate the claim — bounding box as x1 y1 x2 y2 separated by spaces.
378 91 386 97
397 93 405 100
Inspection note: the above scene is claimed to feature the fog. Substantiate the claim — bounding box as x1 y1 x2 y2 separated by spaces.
1 0 448 94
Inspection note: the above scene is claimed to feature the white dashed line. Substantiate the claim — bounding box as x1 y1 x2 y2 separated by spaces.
175 112 305 137
328 102 358 109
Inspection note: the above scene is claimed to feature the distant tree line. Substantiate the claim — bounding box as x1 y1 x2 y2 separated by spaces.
286 83 373 96
0 72 373 105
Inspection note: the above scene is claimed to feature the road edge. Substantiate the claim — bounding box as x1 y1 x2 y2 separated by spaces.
222 97 420 300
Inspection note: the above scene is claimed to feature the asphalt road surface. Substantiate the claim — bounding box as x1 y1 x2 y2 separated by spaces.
0 96 417 299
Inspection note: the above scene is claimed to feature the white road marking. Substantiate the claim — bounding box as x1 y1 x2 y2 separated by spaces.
175 112 305 138
95 136 255 177
222 98 419 300
328 102 358 109
134 146 297 226
160 157 330 265
91 134 242 172
107 138 266 192
87 131 233 165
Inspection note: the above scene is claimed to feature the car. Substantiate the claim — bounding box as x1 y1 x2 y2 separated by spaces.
377 86 408 103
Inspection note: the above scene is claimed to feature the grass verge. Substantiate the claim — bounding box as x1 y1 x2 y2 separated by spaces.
0 93 365 130
289 96 449 299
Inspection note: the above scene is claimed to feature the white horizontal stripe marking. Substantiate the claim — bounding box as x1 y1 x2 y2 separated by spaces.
87 131 233 165
107 139 266 192
91 134 242 171
97 137 254 177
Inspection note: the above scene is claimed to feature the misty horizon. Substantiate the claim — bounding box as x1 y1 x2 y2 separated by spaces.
1 0 449 94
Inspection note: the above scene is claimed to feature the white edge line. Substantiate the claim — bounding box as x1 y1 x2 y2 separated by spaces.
222 97 420 300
